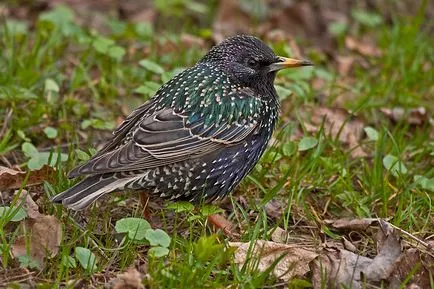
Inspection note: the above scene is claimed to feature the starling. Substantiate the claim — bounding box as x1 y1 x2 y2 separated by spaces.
51 35 312 210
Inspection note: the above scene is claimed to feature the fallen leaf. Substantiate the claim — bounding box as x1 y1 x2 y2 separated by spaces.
336 55 355 75
110 267 144 289
325 218 377 231
265 29 289 43
122 1 156 24
0 166 21 177
380 107 429 125
312 248 372 289
12 215 62 267
180 33 206 49
66 279 87 289
212 0 253 43
229 240 318 282
271 227 287 243
345 36 382 57
388 248 434 289
267 2 335 54
312 224 402 289
11 192 62 267
0 165 55 190
264 199 286 219
15 190 41 219
0 5 9 18
365 222 402 281
342 237 357 252
302 106 367 158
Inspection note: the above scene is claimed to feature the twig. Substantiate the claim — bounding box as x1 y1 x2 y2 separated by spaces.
383 220 432 251
0 270 35 284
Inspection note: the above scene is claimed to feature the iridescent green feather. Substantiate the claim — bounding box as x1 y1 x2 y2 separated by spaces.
153 64 263 127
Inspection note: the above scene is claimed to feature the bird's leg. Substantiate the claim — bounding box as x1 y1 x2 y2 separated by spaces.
207 214 239 238
139 191 152 223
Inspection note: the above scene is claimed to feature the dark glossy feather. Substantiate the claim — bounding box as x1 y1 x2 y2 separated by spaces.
69 107 258 177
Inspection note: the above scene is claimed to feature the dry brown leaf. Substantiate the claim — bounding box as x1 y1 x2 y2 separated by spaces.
271 228 317 246
312 250 372 289
264 199 285 219
212 0 253 43
271 227 287 243
388 248 434 289
342 237 357 252
302 106 367 158
66 279 87 289
110 268 144 289
235 220 428 288
0 166 26 190
180 33 206 49
380 107 429 125
15 190 41 219
345 36 382 57
365 222 402 281
212 0 335 57
265 29 289 43
267 2 334 53
229 240 318 282
0 5 9 18
336 56 355 75
312 224 402 289
312 248 372 289
11 192 62 267
0 165 55 190
325 218 377 231
12 215 62 267
123 1 156 24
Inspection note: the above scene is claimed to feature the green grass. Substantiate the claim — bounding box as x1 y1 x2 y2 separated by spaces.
0 4 433 288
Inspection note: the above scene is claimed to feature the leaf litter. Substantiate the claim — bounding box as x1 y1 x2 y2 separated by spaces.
229 240 319 282
324 217 378 231
300 106 367 158
10 190 62 268
109 267 145 289
345 36 382 57
381 106 432 126
230 219 433 289
0 165 55 190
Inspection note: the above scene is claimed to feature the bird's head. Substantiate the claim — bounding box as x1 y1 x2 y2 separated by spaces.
199 35 312 92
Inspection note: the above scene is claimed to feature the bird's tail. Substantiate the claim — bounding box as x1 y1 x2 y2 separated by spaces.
51 174 131 211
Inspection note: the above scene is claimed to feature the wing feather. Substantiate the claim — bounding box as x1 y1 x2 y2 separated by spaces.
69 108 258 177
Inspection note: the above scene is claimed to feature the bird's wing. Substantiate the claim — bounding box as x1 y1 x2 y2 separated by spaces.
68 106 258 177
90 101 154 159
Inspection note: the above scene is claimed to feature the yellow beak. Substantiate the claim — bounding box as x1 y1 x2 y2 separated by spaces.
268 56 313 72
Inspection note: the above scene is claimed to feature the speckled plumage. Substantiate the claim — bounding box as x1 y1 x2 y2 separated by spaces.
51 35 311 210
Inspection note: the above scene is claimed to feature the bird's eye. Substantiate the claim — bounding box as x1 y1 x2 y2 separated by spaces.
247 58 258 68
